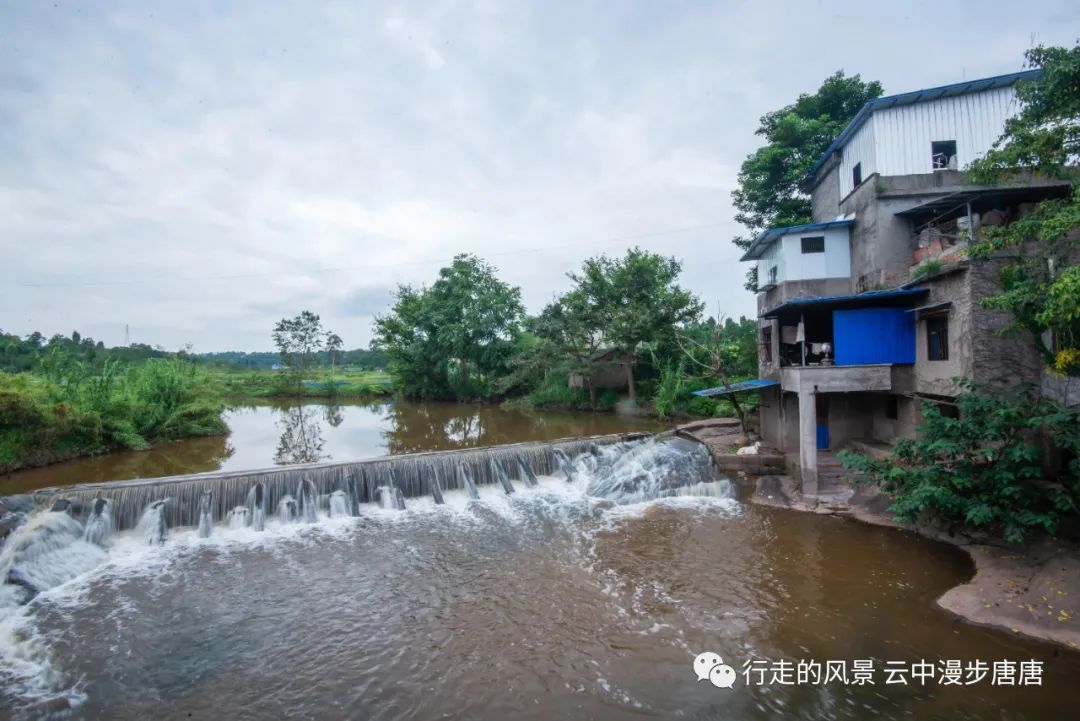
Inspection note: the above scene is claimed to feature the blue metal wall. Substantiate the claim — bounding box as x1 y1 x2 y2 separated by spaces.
833 308 915 365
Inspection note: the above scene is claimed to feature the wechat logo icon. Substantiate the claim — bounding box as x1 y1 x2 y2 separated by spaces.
694 651 737 689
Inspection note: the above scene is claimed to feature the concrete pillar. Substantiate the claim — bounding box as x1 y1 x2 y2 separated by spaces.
798 386 818 497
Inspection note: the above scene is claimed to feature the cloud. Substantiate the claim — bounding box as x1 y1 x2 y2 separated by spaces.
0 0 1077 350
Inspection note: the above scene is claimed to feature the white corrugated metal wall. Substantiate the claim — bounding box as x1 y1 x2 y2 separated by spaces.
873 86 1018 176
837 86 1020 199
838 118 877 198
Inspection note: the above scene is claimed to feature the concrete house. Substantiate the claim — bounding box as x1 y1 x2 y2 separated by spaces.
740 69 1073 496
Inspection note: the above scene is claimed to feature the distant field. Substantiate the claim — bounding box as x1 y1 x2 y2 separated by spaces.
210 368 393 399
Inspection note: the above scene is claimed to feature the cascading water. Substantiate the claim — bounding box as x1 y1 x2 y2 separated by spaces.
247 483 266 531
378 486 406 510
228 507 249 529
490 458 515 495
583 437 726 504
328 490 350 517
82 499 111 547
277 495 298 523
553 448 575 482
516 454 539 487
21 434 643 535
457 465 480 500
197 492 213 538
427 464 445 505
138 500 169 546
0 505 107 604
297 478 318 523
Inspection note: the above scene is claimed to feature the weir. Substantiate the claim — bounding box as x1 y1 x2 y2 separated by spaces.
24 433 650 532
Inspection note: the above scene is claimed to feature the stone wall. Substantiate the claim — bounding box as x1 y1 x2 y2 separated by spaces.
913 266 972 397
969 257 1044 392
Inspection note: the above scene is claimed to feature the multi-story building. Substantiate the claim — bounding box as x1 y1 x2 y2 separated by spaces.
740 70 1073 495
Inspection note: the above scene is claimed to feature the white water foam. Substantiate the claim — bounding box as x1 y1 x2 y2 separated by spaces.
0 437 738 709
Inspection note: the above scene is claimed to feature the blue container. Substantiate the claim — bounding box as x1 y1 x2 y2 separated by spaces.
832 308 915 365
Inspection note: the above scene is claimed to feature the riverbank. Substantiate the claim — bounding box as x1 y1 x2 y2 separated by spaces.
680 418 1080 651
0 362 227 475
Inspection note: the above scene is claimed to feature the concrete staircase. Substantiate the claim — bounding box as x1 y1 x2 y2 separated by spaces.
816 451 854 496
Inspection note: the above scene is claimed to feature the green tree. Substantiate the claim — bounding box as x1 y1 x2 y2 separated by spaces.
373 254 524 399
967 43 1080 375
325 332 344 377
272 311 325 374
524 288 606 406
731 72 883 290
568 248 703 401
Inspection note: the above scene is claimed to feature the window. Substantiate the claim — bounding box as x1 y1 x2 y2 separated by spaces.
931 140 957 170
760 326 773 363
937 401 960 420
885 395 898 420
768 265 778 284
801 236 825 254
926 316 949 361
852 162 862 188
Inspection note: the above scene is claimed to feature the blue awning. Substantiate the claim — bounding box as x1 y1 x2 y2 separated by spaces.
692 379 779 397
760 287 928 319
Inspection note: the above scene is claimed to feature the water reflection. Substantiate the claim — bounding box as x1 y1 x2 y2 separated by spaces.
273 406 330 465
1 400 667 492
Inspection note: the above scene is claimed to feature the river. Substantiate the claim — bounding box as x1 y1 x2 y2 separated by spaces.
1 405 1078 720
0 400 670 493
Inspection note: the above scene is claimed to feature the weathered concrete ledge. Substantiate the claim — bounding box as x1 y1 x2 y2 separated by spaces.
675 418 785 475
744 472 1080 651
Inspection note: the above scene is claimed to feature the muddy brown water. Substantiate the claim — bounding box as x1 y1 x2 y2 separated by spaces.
2 403 1079 720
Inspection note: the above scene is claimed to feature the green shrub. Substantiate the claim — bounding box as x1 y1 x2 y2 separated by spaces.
0 358 227 472
839 380 1080 543
652 365 684 420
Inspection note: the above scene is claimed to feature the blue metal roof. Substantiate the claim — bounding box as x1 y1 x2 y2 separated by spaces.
739 218 855 261
760 288 928 319
692 379 779 397
805 69 1042 183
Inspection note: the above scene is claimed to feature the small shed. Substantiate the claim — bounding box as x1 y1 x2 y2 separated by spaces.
568 349 629 390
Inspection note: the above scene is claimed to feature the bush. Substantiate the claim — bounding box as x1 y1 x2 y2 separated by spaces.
839 380 1080 543
0 358 227 472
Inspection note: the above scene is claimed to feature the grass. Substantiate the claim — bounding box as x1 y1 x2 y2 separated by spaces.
210 368 394 400
1 358 227 473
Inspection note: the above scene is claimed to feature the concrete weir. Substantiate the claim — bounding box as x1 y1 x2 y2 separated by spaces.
24 433 652 532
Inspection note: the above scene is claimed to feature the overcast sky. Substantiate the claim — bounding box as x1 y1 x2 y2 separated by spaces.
1 1 1076 351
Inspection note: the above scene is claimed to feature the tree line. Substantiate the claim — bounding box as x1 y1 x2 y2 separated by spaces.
370 248 757 418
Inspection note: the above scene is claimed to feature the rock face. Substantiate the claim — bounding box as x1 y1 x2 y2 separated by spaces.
937 541 1080 650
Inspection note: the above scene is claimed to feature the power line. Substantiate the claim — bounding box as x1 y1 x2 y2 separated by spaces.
9 221 732 289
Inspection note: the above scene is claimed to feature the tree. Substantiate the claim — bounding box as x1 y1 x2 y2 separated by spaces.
325 332 343 376
522 289 607 407
731 72 883 290
967 43 1080 376
568 248 703 401
373 254 524 399
272 311 325 373
673 314 758 430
